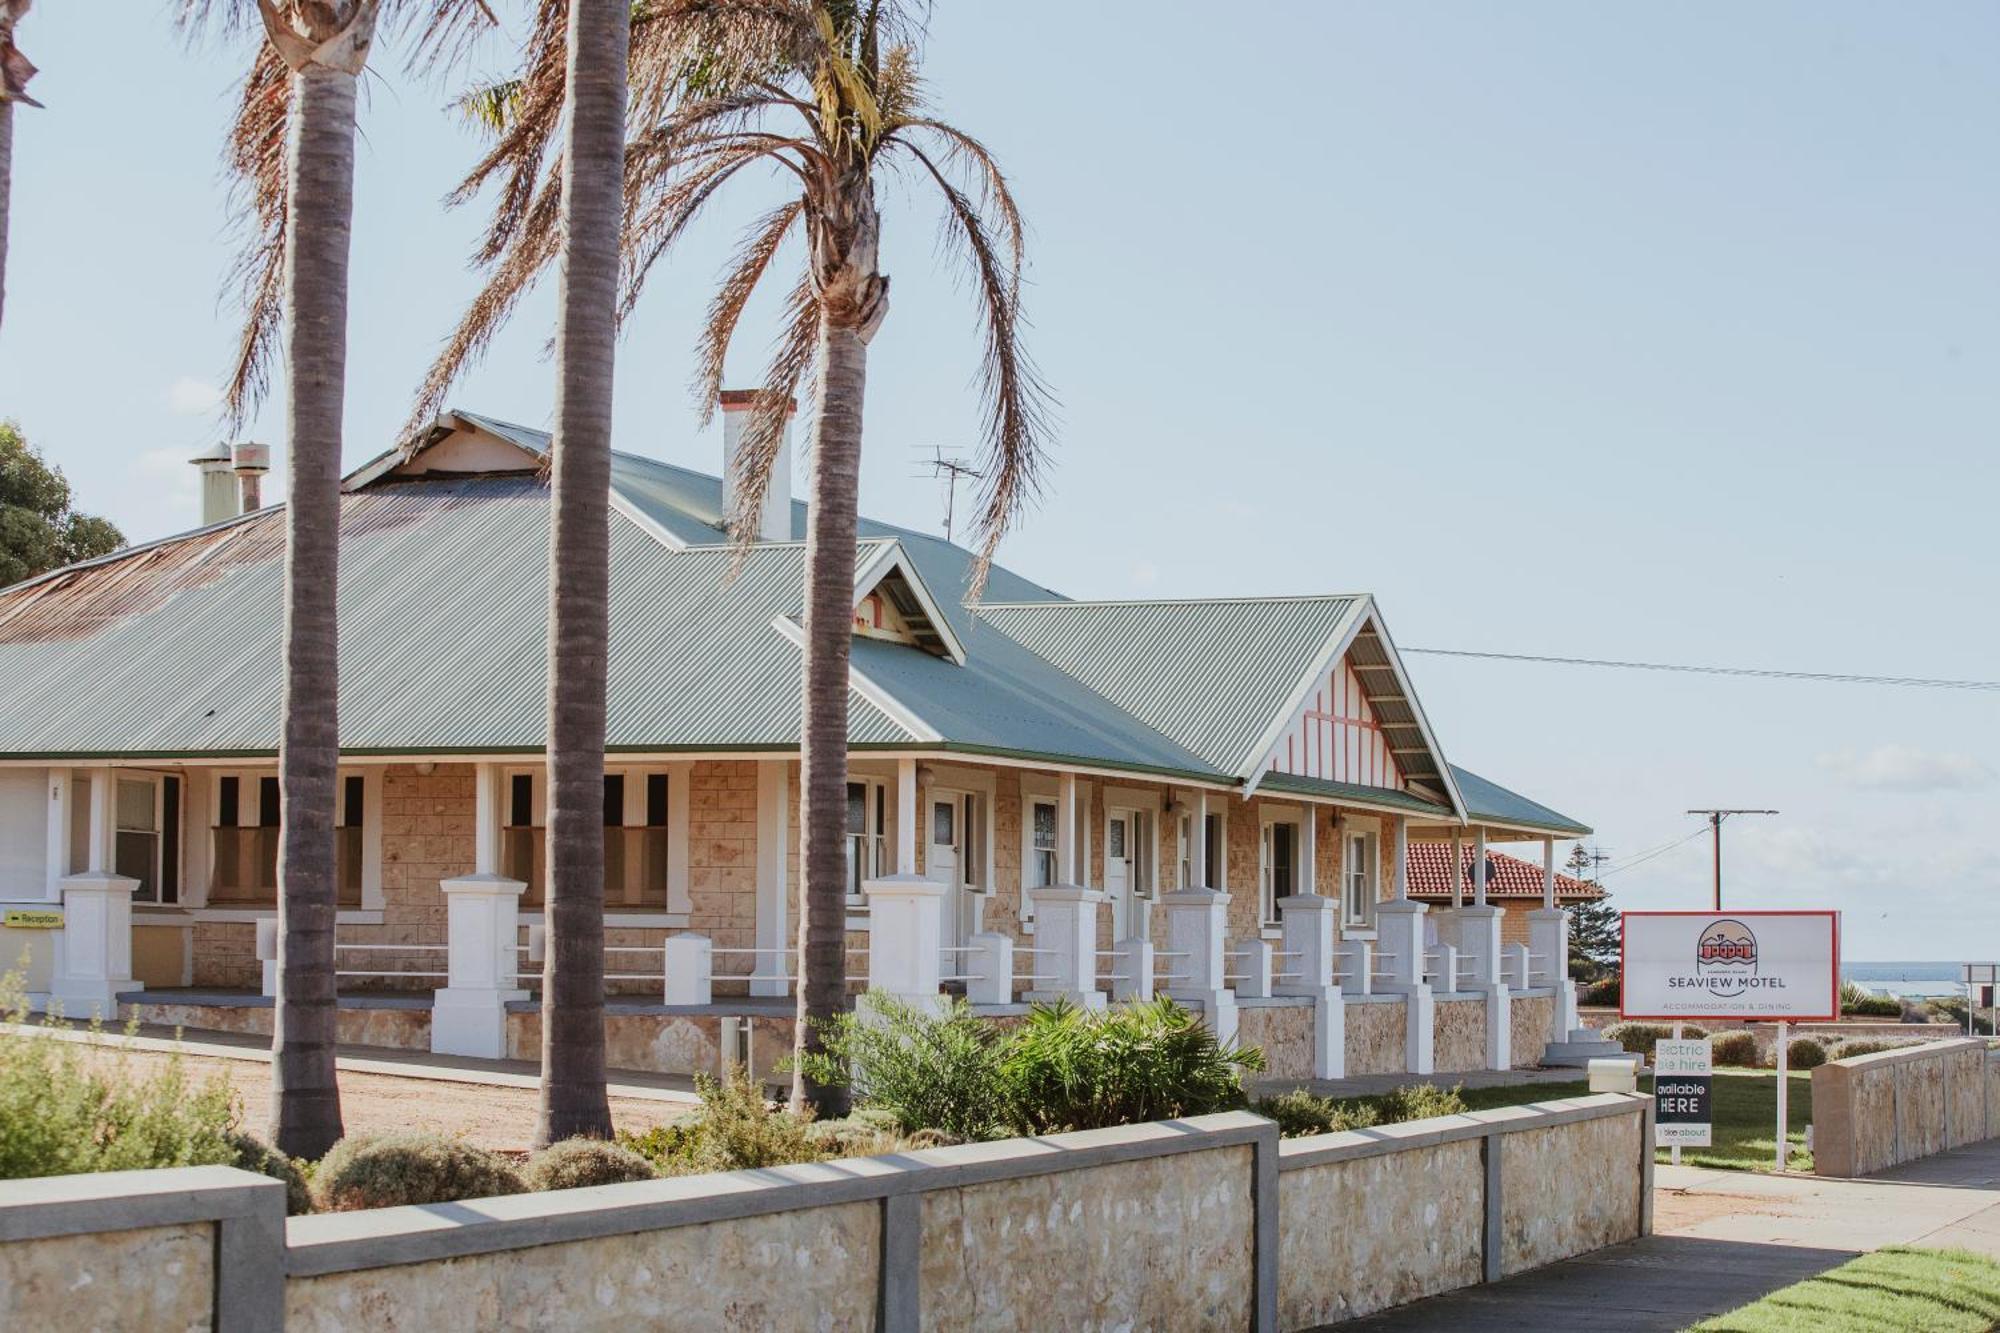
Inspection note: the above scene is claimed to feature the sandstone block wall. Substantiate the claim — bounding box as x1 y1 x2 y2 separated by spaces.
1812 1039 1996 1177
1346 998 1407 1076
1433 996 1488 1073
1510 994 1554 1068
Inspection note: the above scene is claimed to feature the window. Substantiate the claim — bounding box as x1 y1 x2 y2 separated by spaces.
108 773 181 904
210 771 363 907
958 793 985 892
1027 800 1058 889
845 779 886 899
1204 812 1224 890
506 770 671 911
1260 820 1297 926
1344 831 1378 928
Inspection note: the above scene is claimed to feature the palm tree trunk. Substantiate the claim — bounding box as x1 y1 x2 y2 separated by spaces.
534 0 627 1148
791 314 869 1118
269 59 356 1162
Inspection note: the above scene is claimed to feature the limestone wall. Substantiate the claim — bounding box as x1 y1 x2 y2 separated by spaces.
1345 997 1407 1075
1433 996 1487 1072
1497 1111 1644 1276
1510 993 1553 1068
1812 1039 1996 1177
0 1222 214 1330
1239 1000 1318 1081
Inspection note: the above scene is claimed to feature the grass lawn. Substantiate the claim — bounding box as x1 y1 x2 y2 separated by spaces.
1448 1069 1814 1172
1687 1246 2000 1331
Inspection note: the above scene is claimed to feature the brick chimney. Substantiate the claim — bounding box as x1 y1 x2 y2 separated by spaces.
719 390 797 543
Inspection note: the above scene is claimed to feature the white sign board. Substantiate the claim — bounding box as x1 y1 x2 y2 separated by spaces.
1621 911 1840 1023
1655 1038 1712 1148
1963 963 1999 986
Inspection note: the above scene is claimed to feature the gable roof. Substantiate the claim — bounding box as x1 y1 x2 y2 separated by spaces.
0 409 1589 836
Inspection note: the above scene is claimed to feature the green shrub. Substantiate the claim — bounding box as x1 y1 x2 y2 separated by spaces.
312 1133 526 1212
1786 1037 1827 1070
807 1112 958 1158
1579 976 1620 1007
1251 1088 1379 1138
620 1067 827 1177
792 994 1011 1141
0 977 239 1181
1710 1032 1763 1068
1827 1038 1920 1061
1372 1082 1469 1123
1839 982 1903 1018
524 1138 657 1192
997 998 1265 1134
226 1131 312 1215
1601 1022 1707 1057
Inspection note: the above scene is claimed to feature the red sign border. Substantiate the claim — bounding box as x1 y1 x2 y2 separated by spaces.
1618 909 1842 1024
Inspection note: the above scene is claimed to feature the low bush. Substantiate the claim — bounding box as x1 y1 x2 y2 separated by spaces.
1839 982 1902 1019
312 1132 526 1212
1710 1032 1763 1068
1786 1037 1827 1070
524 1138 657 1192
1827 1038 1920 1061
1373 1082 1469 1123
1579 976 1620 1008
998 998 1265 1134
621 1067 827 1177
0 977 239 1181
226 1131 312 1216
1602 1023 1708 1058
1252 1088 1378 1138
792 995 1010 1141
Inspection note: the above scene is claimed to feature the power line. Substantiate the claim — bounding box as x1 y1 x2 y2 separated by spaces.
1403 647 2000 692
1593 826 1709 881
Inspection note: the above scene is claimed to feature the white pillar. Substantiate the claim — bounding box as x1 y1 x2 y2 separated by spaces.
1298 808 1317 896
752 761 791 997
1374 897 1432 1074
1058 773 1078 884
1187 791 1208 889
1392 816 1409 900
1333 937 1372 997
473 762 503 876
1161 883 1234 1041
965 931 1013 1006
1506 942 1531 990
51 870 141 1019
1456 827 1510 1068
430 873 529 1059
865 873 945 1014
895 758 918 876
1542 837 1557 911
1472 827 1488 907
256 918 279 997
43 769 70 900
1024 887 1105 1010
1275 891 1337 996
1529 905 1576 1043
1110 936 1155 1003
664 932 714 1006
1231 936 1273 999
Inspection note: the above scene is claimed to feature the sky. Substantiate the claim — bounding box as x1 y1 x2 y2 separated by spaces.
3 3 1996 959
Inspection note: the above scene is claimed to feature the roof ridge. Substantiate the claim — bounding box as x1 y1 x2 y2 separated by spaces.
975 593 1365 612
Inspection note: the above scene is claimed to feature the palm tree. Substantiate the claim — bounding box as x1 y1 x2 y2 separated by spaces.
0 0 40 339
183 0 493 1160
533 0 629 1147
411 0 1049 1116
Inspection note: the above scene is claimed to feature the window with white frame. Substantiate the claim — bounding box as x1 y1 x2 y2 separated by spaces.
845 778 887 900
1027 799 1058 890
1260 818 1298 926
1343 829 1378 929
505 769 674 911
85 772 184 905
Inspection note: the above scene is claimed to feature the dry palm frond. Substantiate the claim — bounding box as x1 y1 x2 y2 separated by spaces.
417 0 1048 582
0 0 41 110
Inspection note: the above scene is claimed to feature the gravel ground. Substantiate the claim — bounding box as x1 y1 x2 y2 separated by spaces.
75 1044 690 1153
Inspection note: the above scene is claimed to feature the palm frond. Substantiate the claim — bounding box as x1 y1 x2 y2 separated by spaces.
218 42 291 428
723 271 820 557
696 198 805 424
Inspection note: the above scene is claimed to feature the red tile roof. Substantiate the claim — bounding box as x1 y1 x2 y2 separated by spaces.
1405 843 1602 902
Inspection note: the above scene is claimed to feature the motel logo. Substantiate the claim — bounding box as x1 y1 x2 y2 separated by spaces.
1669 918 1785 998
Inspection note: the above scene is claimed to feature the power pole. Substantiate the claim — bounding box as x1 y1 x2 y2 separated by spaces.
1685 809 1778 910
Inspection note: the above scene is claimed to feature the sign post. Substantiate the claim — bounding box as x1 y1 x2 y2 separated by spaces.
1655 1034 1712 1158
1963 964 1999 1039
1623 910 1839 1175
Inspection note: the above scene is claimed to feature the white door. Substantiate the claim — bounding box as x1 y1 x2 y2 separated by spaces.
1105 811 1134 938
928 793 964 975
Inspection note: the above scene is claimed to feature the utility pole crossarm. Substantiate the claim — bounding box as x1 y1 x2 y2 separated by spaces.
1686 808 1779 911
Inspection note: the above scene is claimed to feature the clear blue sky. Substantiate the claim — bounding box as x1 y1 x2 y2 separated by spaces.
5 3 1995 958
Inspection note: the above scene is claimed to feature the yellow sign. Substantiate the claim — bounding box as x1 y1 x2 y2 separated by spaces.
2 910 63 929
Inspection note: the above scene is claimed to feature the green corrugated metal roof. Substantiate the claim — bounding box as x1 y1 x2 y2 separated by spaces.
1450 765 1591 836
973 597 1365 776
0 409 1589 838
1256 772 1455 818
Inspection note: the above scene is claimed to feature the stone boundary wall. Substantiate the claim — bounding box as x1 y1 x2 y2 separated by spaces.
0 1096 1649 1331
1812 1038 1996 1178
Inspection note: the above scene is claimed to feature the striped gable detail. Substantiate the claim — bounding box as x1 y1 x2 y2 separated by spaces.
1270 655 1404 791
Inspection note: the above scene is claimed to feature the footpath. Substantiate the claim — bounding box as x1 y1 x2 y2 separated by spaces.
1347 1135 2000 1331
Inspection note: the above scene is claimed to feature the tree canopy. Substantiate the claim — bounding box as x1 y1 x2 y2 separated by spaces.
0 420 123 587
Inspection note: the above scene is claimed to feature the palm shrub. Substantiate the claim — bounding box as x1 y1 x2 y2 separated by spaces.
998 998 1265 1134
791 994 1011 1141
312 1132 526 1212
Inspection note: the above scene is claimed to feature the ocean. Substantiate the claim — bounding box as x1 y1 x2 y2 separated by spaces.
1843 961 1969 1000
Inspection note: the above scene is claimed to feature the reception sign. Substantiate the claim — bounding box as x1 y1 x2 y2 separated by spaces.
1621 911 1839 1022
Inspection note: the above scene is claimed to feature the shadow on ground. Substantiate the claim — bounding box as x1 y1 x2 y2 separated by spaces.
1336 1234 1858 1332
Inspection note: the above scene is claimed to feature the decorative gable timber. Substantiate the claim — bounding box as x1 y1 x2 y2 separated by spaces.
1242 602 1465 818
851 541 966 665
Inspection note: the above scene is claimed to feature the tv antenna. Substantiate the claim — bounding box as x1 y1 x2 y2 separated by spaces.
912 446 982 545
